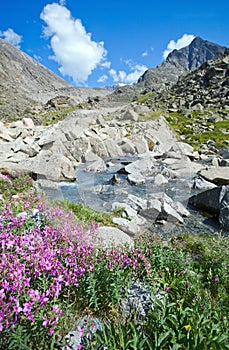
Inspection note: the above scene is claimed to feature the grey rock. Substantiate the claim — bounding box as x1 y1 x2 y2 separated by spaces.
192 175 217 190
85 158 106 173
120 109 139 121
92 139 123 158
139 199 161 221
154 174 168 186
112 216 147 236
127 194 148 211
189 185 229 231
22 117 35 129
81 150 101 163
170 142 194 155
127 173 146 185
95 226 133 247
220 159 229 167
118 138 136 156
199 167 229 185
64 317 103 350
125 154 155 177
121 280 154 323
171 201 190 217
157 202 184 223
219 190 229 231
128 135 149 154
21 150 76 181
188 185 227 214
219 146 229 159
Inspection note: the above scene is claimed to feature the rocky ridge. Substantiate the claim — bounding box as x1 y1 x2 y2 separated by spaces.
137 36 226 91
0 38 110 120
157 49 229 112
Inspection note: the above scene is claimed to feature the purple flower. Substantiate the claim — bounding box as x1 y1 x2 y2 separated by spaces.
213 275 219 282
43 318 49 327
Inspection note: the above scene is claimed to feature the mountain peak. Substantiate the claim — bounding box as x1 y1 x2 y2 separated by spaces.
137 37 227 90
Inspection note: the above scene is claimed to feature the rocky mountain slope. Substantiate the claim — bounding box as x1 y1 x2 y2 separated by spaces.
135 50 229 151
0 39 110 120
136 36 226 91
160 48 229 111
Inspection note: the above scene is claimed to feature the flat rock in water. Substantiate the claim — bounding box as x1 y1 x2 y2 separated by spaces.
127 173 146 185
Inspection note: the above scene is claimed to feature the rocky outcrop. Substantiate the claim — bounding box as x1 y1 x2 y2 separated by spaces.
0 107 178 181
164 50 229 111
136 37 226 91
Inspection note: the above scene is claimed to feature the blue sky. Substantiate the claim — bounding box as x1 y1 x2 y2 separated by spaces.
1 0 229 88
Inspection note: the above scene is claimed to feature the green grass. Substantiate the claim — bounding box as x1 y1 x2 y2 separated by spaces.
55 199 124 226
138 111 162 121
35 106 80 126
136 91 155 105
164 111 229 149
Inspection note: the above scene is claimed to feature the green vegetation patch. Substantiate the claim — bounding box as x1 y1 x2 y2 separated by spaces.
56 199 123 226
165 110 229 149
138 111 162 121
136 91 155 105
35 106 80 126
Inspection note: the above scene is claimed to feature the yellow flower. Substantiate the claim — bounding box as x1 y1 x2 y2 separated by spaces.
184 325 192 331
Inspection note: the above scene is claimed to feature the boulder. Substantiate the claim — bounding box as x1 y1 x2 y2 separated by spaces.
128 135 149 154
118 138 136 156
192 175 217 190
84 158 106 173
120 109 139 121
199 167 229 185
112 216 147 236
81 150 101 163
95 226 134 247
21 150 76 182
171 201 190 217
139 199 161 221
22 117 35 129
125 154 156 177
157 202 184 224
189 185 229 231
188 186 223 214
127 194 148 211
154 174 168 186
92 139 124 158
171 142 194 155
219 190 229 231
127 173 146 185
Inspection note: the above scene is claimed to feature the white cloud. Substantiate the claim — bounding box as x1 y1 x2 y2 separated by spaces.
59 0 66 5
100 61 111 69
97 74 108 83
109 62 147 84
0 28 22 48
40 3 108 84
142 51 148 57
163 34 195 60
